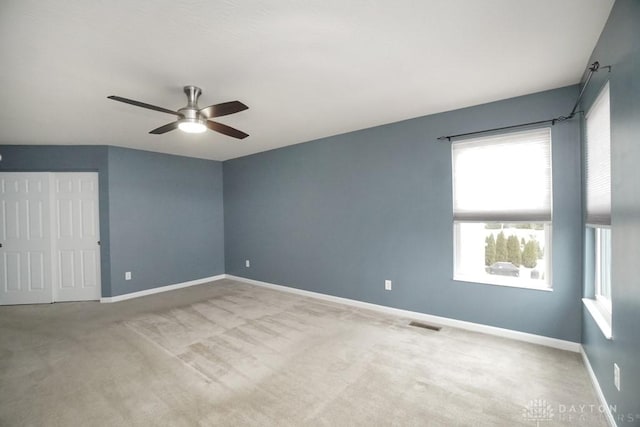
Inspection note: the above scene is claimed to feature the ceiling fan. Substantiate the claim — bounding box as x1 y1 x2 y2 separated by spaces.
107 86 249 139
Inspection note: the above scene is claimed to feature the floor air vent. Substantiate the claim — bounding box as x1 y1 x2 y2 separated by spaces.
409 321 442 331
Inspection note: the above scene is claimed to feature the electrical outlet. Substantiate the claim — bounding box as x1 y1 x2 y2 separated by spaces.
125 271 132 281
385 280 392 290
614 363 620 391
245 260 250 268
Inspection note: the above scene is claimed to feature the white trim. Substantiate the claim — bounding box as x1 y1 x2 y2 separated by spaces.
100 274 226 303
583 298 613 340
453 275 553 292
226 275 580 352
580 346 617 427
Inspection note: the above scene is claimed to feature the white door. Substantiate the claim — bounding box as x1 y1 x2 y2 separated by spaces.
0 173 53 304
52 173 101 302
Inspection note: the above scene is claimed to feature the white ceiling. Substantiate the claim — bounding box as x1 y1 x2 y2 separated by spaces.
0 0 613 161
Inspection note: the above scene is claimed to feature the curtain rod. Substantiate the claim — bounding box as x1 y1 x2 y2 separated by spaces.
437 61 611 142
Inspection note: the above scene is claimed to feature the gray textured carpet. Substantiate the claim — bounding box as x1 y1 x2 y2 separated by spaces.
0 279 606 426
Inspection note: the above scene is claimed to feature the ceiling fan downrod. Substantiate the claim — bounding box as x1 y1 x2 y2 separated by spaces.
183 86 202 110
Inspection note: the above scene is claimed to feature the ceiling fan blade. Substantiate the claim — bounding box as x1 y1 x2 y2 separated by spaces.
206 120 249 139
107 95 181 116
199 101 248 119
149 121 180 134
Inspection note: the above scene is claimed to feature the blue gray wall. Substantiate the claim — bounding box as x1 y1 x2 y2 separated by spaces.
108 147 224 296
224 85 583 342
581 0 640 421
0 145 225 297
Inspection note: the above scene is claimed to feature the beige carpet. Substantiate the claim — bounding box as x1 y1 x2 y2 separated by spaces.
0 279 606 426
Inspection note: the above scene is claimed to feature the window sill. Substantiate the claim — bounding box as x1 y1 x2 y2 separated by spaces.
582 298 613 340
454 275 553 292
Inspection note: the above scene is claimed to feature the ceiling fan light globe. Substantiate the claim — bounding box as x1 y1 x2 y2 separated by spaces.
178 120 207 134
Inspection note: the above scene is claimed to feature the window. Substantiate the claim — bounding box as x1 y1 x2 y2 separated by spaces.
583 82 612 338
594 228 611 313
452 128 552 289
585 82 611 226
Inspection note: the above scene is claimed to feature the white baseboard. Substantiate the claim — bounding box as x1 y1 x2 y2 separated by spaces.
580 346 617 427
100 274 226 303
226 275 581 353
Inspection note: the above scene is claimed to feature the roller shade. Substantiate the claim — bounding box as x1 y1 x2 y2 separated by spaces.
452 128 552 222
585 82 611 226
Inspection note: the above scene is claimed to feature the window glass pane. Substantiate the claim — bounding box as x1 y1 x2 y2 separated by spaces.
455 222 550 288
595 227 612 302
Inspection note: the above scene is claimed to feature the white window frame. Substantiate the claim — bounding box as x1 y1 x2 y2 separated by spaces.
451 128 553 290
594 227 612 313
453 222 552 290
584 226 612 339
